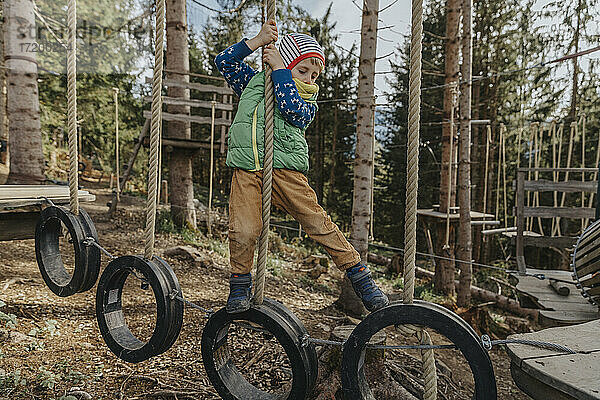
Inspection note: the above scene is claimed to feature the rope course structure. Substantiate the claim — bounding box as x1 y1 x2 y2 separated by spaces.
29 1 593 398
35 0 101 298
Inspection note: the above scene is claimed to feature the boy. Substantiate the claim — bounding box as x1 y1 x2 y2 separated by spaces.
215 20 389 314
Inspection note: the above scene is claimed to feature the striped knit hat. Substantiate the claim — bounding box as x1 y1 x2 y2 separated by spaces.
277 33 325 70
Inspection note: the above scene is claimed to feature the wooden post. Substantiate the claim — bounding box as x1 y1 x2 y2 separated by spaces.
113 88 120 202
457 0 473 307
516 170 526 273
161 179 168 204
208 100 216 236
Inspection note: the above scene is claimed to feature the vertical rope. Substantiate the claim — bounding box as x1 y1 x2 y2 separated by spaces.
501 124 508 228
113 88 120 202
254 0 276 305
67 0 79 215
556 122 576 236
443 84 457 249
482 124 491 215
208 100 216 236
581 114 586 230
552 123 564 236
526 124 534 230
145 0 165 260
403 0 423 305
534 123 544 234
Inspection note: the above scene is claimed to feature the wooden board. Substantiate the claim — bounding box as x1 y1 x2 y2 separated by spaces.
524 206 596 219
143 110 232 126
514 268 599 327
143 96 235 111
507 320 600 400
0 185 95 211
524 179 598 193
0 211 41 241
417 209 495 220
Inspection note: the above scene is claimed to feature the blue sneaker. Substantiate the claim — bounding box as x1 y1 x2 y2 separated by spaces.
226 273 252 313
346 264 389 312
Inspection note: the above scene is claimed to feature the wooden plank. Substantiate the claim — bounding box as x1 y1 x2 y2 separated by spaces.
145 77 234 95
510 364 578 400
524 206 596 219
143 110 232 126
580 273 600 288
416 209 495 220
507 319 600 357
0 194 96 210
519 167 599 173
524 179 598 193
574 221 600 251
523 235 577 249
0 211 39 240
482 226 517 235
587 286 600 296
539 310 599 326
517 352 600 400
143 96 234 111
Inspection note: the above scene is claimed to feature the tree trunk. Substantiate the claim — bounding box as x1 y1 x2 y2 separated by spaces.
340 0 379 316
457 0 473 307
5 0 44 184
0 0 7 166
166 0 196 229
569 0 582 122
435 0 461 295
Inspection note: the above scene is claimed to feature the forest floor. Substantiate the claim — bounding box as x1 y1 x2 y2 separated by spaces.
0 187 532 399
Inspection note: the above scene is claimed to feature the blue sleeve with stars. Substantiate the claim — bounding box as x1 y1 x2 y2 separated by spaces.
214 40 257 97
271 69 317 130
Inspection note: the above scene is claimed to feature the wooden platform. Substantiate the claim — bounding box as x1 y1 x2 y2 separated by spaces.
506 319 600 400
0 185 95 241
514 268 599 327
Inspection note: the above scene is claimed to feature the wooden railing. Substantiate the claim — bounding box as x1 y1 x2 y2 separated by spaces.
515 167 599 273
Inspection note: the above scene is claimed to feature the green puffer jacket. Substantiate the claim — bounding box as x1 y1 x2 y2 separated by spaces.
226 71 317 173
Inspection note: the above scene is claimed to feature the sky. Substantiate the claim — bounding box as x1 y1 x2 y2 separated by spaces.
186 0 411 98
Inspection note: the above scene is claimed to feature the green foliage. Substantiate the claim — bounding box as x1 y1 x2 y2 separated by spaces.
0 369 27 389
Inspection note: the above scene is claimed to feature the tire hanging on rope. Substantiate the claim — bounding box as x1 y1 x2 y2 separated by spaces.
201 298 318 399
35 0 101 297
340 0 497 398
95 0 183 363
202 1 317 397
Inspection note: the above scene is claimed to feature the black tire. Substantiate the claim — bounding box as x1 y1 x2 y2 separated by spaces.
35 206 88 297
95 255 174 363
152 256 184 355
201 300 314 400
341 301 497 400
75 208 102 293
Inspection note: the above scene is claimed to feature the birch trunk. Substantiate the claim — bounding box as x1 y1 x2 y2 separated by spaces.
457 0 473 307
166 0 196 228
5 0 44 184
434 0 461 295
339 0 379 316
0 0 7 166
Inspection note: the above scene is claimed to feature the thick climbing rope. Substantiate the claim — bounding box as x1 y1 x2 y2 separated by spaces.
254 0 276 305
67 0 79 215
403 0 438 398
145 0 165 260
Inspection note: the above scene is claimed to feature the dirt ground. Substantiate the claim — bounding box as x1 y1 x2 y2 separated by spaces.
0 189 532 399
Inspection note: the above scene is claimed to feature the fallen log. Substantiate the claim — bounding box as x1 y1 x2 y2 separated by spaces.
367 253 539 321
